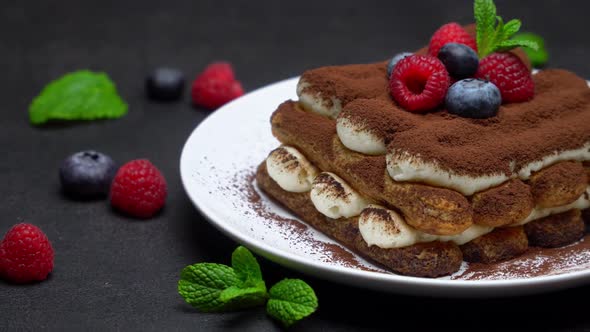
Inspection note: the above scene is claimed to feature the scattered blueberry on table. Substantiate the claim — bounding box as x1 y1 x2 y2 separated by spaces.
146 67 186 101
59 150 117 198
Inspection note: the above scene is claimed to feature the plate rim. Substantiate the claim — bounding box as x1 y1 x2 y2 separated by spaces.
179 76 590 296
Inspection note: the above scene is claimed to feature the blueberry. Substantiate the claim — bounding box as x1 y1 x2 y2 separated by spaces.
59 150 117 198
445 79 501 119
146 67 185 101
437 43 479 79
387 52 413 78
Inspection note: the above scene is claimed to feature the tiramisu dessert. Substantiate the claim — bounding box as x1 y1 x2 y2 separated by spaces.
256 0 590 277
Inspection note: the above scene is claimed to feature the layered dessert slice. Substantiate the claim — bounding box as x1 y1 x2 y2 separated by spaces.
256 4 590 277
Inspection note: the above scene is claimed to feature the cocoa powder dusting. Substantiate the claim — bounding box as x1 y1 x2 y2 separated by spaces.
472 179 534 225
298 64 590 177
239 168 590 278
242 171 307 235
269 147 299 171
299 63 390 108
237 170 382 272
452 235 590 280
313 173 350 201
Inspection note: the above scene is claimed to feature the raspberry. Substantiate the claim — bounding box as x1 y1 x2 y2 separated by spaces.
110 159 167 218
428 23 477 57
475 52 535 103
0 223 54 283
200 62 235 82
191 62 244 109
389 55 450 112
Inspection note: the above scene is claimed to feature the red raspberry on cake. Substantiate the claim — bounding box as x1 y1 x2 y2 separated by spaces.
428 22 477 57
475 52 535 103
389 55 450 112
110 159 167 219
0 223 54 283
191 62 244 109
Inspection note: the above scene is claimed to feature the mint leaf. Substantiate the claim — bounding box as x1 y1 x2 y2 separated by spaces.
512 32 549 67
216 246 268 309
496 39 539 52
231 246 263 287
474 0 535 58
218 282 268 309
475 0 497 58
220 283 267 303
29 70 127 125
266 279 318 327
501 19 521 40
178 263 239 312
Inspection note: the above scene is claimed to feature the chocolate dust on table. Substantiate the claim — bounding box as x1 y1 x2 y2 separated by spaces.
232 170 590 280
233 170 382 273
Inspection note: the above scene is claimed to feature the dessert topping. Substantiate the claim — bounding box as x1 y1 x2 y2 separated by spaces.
428 22 477 57
445 78 501 118
475 52 534 103
437 43 479 79
0 223 54 283
474 0 538 59
386 52 412 78
512 32 548 68
389 55 450 112
390 0 541 114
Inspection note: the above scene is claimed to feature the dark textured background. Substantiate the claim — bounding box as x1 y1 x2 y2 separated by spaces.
1 0 589 330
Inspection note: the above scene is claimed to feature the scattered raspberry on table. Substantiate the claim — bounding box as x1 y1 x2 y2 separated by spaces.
191 62 244 109
110 159 168 218
0 223 54 283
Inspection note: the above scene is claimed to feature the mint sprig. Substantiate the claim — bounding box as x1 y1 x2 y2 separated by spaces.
232 245 264 287
512 32 549 67
178 263 239 312
474 0 539 58
267 279 319 327
219 246 269 307
178 246 318 327
28 70 127 125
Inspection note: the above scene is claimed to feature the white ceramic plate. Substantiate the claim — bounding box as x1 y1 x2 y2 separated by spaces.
180 77 590 297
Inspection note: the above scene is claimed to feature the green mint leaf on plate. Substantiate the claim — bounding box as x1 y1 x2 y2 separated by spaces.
474 0 539 58
177 263 239 312
512 32 548 67
29 70 127 125
266 279 318 327
231 246 264 287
